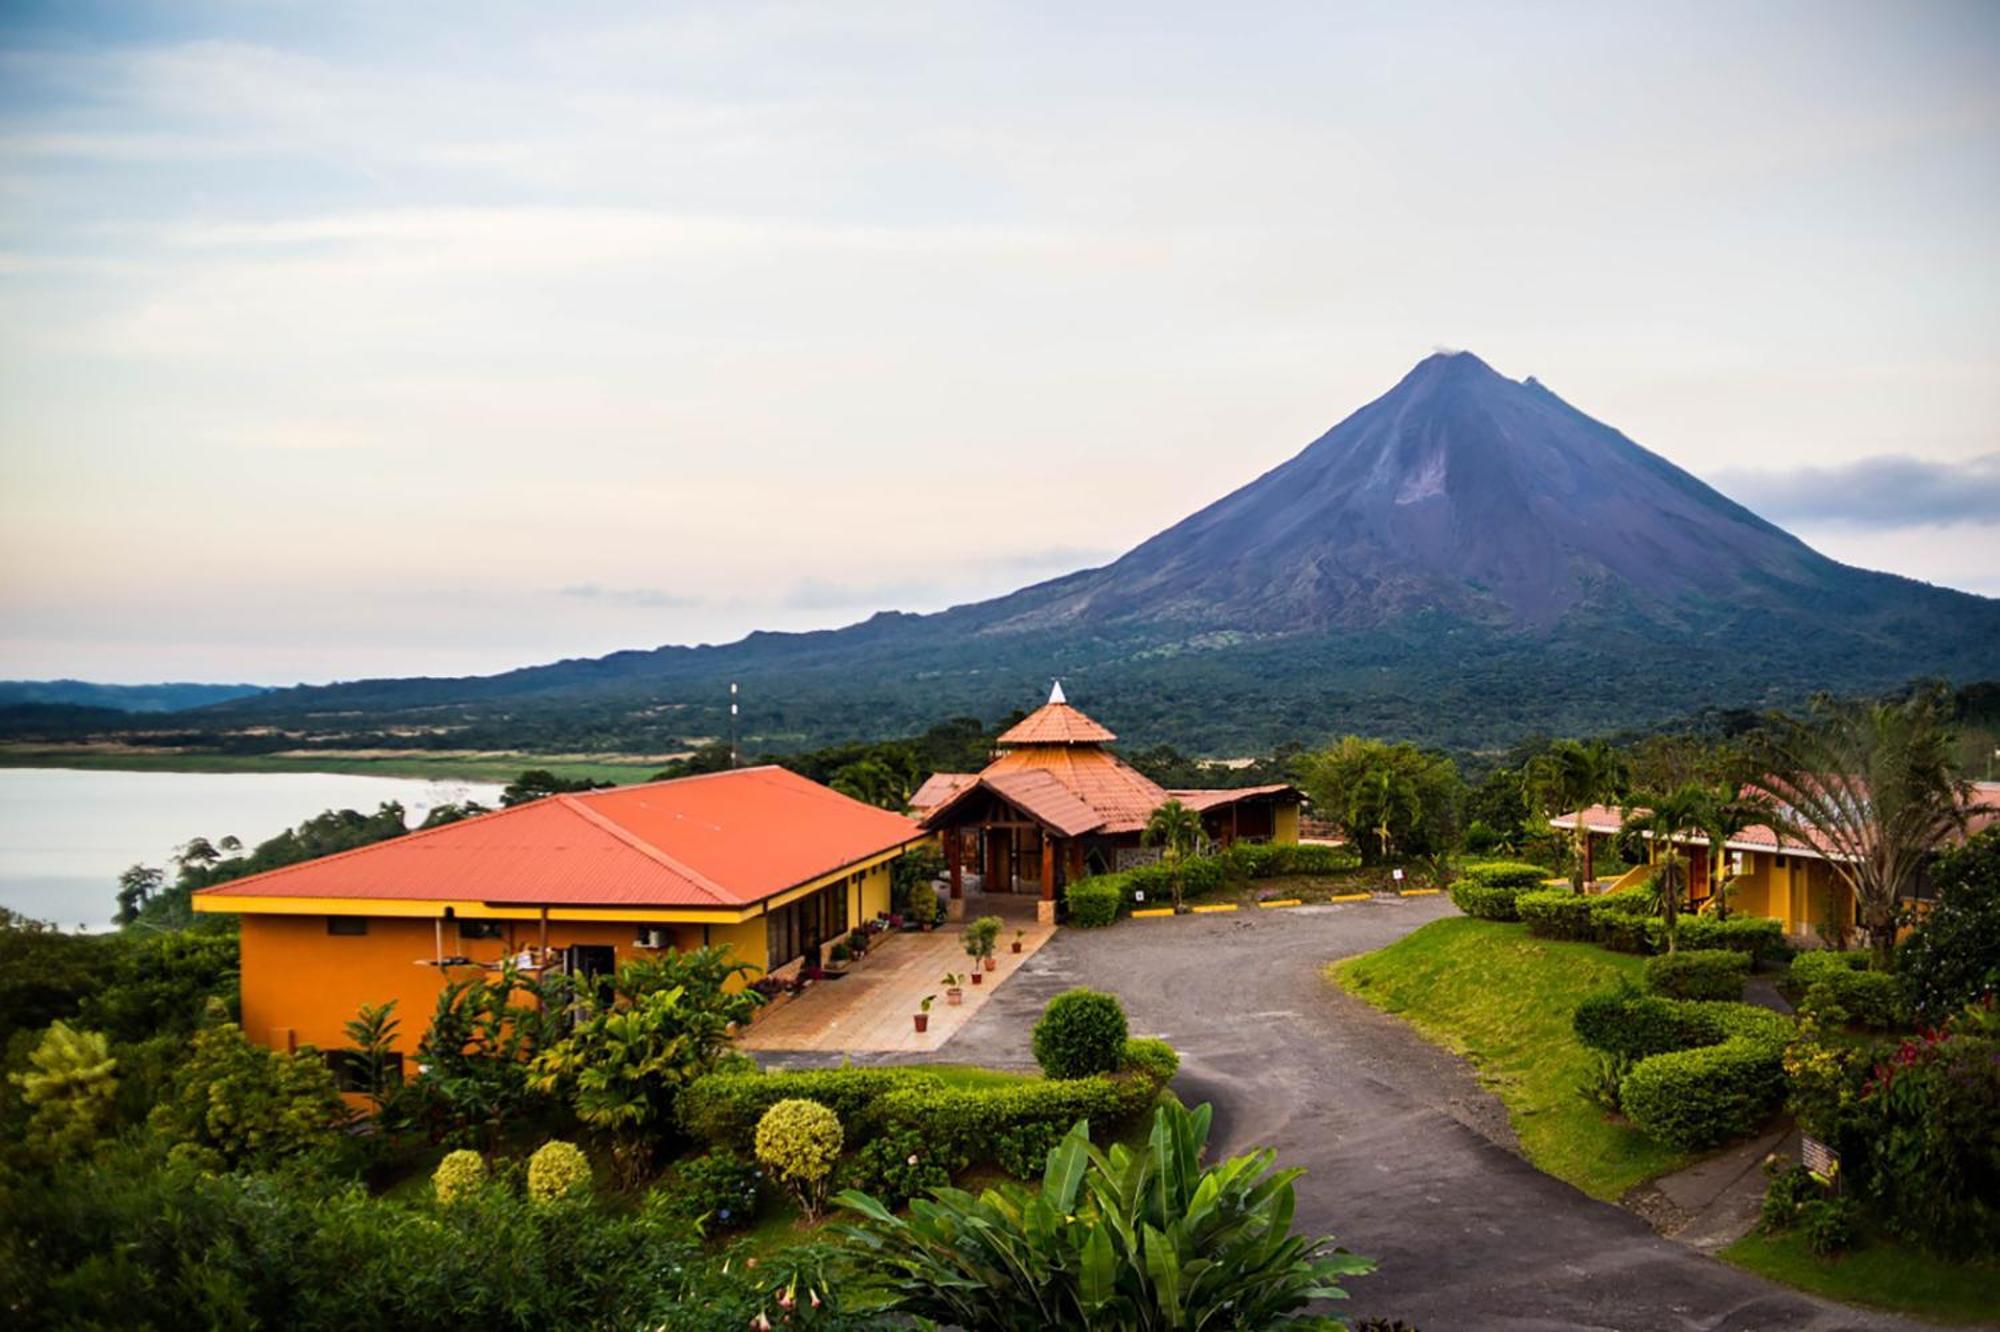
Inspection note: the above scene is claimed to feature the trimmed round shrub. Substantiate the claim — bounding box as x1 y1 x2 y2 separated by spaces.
1797 968 1905 1030
1449 880 1522 921
432 1149 487 1206
1643 949 1750 1001
526 1140 591 1204
1065 877 1121 928
1618 1036 1788 1149
1121 1036 1180 1085
1781 949 1870 1000
1517 890 1596 940
1465 861 1551 889
753 1098 843 1219
1031 988 1129 1080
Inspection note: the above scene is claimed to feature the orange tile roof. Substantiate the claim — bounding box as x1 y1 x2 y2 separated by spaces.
197 766 924 910
908 772 977 815
1168 784 1300 812
983 743 1166 833
996 701 1118 746
982 769 1107 838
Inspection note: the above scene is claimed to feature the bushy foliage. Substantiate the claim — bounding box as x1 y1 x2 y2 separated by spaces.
1782 949 1871 998
1573 988 1720 1061
147 1019 345 1170
1297 736 1464 865
1664 914 1784 959
1517 889 1784 959
1120 1036 1180 1084
1517 889 1597 940
5 1151 880 1330
1065 876 1123 927
834 1101 1373 1331
9 1021 118 1161
1897 829 2000 1024
1618 1035 1789 1149
75 929 240 1044
410 964 576 1148
1465 861 1551 889
1449 880 1524 921
755 1098 844 1220
527 1140 592 1204
1032 988 1129 1080
1643 949 1750 1001
681 1067 941 1151
433 1149 488 1205
837 1129 961 1206
1796 967 1905 1030
1859 1005 2000 1257
651 1148 762 1232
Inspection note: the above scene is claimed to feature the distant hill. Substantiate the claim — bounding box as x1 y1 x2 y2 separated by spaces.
181 352 2000 754
0 680 269 713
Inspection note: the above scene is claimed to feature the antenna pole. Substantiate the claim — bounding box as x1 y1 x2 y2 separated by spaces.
730 681 739 769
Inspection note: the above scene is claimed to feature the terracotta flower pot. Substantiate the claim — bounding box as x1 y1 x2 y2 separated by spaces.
970 970 983 985
946 987 964 1005
914 1013 929 1032
1012 941 1023 954
983 957 998 972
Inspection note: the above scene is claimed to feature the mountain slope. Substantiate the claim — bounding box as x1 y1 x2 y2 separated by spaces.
195 353 2000 753
0 680 268 713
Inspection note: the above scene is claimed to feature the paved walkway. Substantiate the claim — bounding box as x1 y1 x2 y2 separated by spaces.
737 915 1056 1054
925 899 1930 1331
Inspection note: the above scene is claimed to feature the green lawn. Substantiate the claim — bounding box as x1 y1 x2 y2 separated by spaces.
1329 916 1691 1200
1722 1230 2000 1326
0 746 665 785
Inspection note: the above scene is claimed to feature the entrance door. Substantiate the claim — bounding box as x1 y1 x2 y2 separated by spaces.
566 944 616 978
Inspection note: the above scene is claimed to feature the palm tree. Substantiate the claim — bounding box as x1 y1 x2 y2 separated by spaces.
1350 768 1421 865
1743 687 1977 970
1528 740 1629 893
1142 798 1205 913
1698 788 1761 921
1621 783 1716 953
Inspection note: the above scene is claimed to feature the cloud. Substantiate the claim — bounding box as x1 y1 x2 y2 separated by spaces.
1710 454 2000 528
780 577 939 612
556 584 703 609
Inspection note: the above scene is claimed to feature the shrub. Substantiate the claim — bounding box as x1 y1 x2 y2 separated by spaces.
1898 829 2000 1024
1618 1036 1788 1149
754 1099 843 1220
1465 861 1550 889
1857 1007 2000 1257
651 1148 761 1232
1662 915 1785 959
1643 949 1750 1001
837 1129 960 1206
874 1077 1126 1168
1120 1036 1180 1084
433 1149 488 1205
1517 890 1596 941
1797 968 1905 1030
527 1140 592 1204
147 1021 345 1171
1449 880 1522 921
1759 1163 1824 1233
1781 950 1870 1004
9 1021 118 1161
1031 989 1129 1080
680 1068 940 1150
1064 877 1121 927
1800 1197 1860 1256
1573 989 1720 1060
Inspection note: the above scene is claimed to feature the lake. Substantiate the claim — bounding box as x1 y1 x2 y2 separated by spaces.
0 767 504 930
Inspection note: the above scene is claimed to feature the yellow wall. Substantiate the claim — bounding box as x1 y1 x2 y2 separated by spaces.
1274 802 1301 845
1717 849 1854 940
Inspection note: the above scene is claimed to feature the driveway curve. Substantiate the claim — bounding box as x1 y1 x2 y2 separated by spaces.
930 897 1929 1332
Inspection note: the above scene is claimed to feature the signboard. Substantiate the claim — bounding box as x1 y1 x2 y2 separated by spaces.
1391 868 1405 882
1802 1134 1841 1189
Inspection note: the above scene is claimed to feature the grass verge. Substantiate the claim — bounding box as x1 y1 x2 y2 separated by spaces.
1721 1230 2000 1326
1328 916 1691 1200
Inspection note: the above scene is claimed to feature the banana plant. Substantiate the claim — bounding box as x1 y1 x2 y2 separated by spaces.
833 1100 1373 1330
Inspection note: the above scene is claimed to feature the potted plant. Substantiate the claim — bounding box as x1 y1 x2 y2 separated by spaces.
826 942 852 975
966 914 1002 972
942 972 965 1005
1011 928 1026 955
913 994 936 1033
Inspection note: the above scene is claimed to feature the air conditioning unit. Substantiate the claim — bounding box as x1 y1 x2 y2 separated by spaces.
635 926 672 950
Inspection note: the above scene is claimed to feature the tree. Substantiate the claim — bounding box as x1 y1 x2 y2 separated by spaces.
1142 799 1205 912
341 1000 403 1113
1620 784 1715 953
1744 686 1976 970
830 756 914 810
114 864 164 926
1526 740 1628 892
834 1101 1373 1330
10 1021 118 1161
1297 737 1464 866
1898 828 2000 1023
148 1017 345 1170
501 769 613 807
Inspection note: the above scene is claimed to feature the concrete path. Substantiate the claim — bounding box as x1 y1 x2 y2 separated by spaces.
738 918 1056 1054
930 898 1929 1332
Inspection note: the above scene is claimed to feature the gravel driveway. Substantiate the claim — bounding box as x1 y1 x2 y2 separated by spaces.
928 897 1931 1332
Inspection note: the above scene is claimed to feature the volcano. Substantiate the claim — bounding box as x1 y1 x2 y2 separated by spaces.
199 352 2000 752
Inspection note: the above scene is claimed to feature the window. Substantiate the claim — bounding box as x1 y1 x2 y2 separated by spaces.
766 882 850 970
326 916 368 936
458 919 504 941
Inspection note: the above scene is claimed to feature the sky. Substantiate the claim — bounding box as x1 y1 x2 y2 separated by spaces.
2 0 1996 685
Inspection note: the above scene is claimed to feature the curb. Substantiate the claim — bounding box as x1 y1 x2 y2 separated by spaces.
1257 898 1302 909
1192 903 1237 914
1131 907 1175 919
1329 892 1371 903
1398 888 1441 897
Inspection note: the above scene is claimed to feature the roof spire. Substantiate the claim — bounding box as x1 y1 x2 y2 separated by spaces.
1049 679 1067 705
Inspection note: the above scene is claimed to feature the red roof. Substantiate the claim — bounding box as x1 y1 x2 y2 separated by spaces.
197 766 923 910
996 701 1118 746
908 772 977 815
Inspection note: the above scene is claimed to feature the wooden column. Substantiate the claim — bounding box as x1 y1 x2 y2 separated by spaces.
946 828 963 899
1040 835 1056 901
1581 832 1594 884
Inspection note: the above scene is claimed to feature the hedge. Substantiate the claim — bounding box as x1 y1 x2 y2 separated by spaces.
1120 1036 1180 1085
1781 950 1870 1001
1064 877 1121 928
1643 949 1750 1001
1797 968 1905 1030
680 1068 942 1150
1618 1035 1789 1149
1519 888 1785 960
1572 988 1793 1149
1660 915 1785 960
1464 861 1552 889
1517 890 1597 940
1065 840 1355 921
1449 880 1523 921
